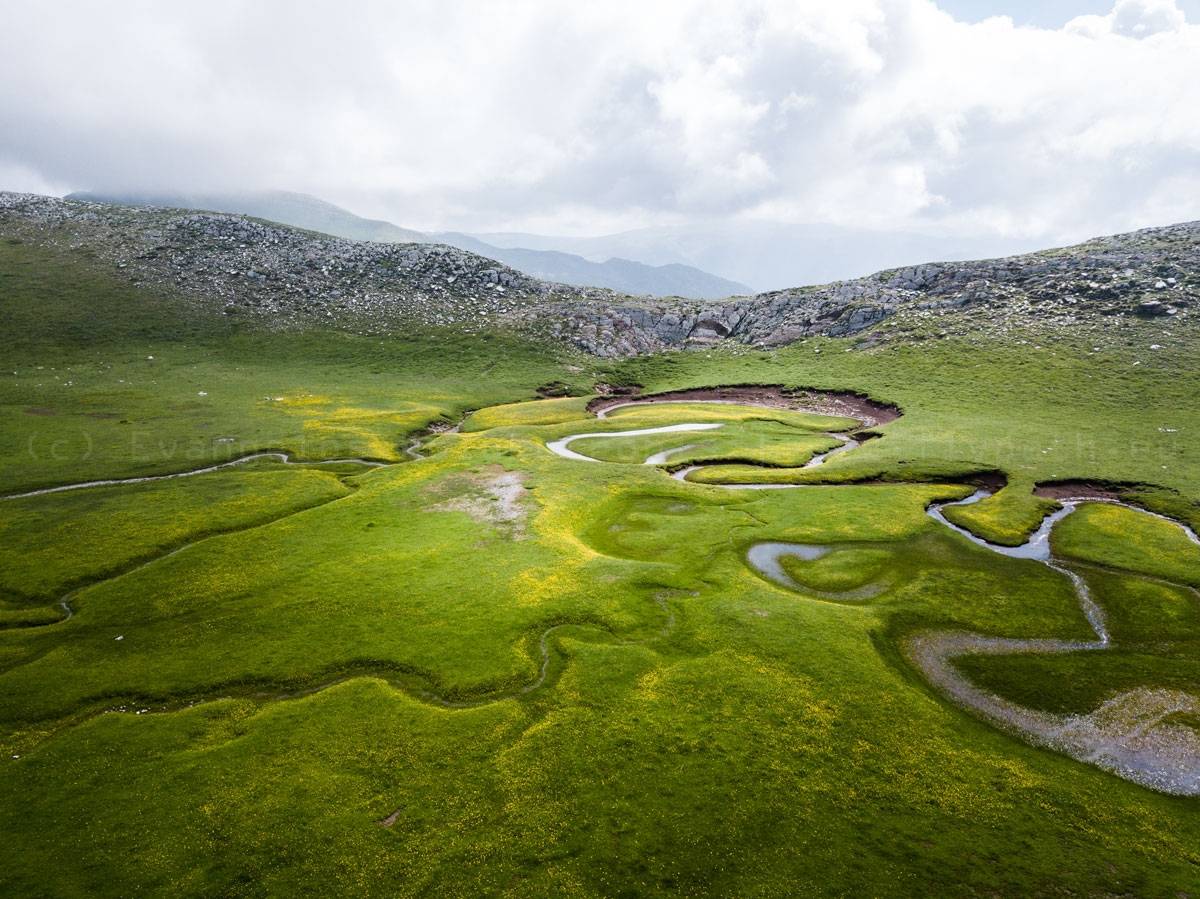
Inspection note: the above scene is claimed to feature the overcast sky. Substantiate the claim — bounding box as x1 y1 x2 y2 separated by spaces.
2 0 1198 245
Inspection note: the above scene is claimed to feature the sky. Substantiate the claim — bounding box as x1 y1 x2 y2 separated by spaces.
2 0 1199 247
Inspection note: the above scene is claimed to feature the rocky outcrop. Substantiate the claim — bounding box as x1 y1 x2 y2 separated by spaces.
554 223 1199 354
2 192 1197 356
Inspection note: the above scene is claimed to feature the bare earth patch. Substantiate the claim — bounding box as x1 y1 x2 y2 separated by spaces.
426 466 530 538
1033 479 1125 502
378 808 403 827
588 384 900 426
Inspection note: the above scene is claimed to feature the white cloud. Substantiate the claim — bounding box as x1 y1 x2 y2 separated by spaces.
0 0 1196 244
1068 0 1187 36
1112 0 1187 35
0 160 73 198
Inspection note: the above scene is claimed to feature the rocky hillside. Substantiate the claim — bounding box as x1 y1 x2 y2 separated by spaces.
64 191 754 300
67 189 430 245
0 192 612 333
2 192 1197 357
560 223 1200 355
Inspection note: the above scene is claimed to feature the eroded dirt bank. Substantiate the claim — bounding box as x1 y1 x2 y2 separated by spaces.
588 384 901 427
1034 480 1126 502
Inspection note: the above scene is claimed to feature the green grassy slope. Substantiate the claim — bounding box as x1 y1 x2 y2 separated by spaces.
0 233 1198 897
0 239 591 490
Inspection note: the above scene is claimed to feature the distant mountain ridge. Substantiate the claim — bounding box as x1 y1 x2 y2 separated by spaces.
65 189 751 299
432 232 752 299
471 224 1050 293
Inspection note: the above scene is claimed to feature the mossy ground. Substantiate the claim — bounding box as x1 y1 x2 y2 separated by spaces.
1 240 1198 896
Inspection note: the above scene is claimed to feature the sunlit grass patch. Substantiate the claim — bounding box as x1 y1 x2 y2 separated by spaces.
779 546 895 593
738 482 974 543
460 396 593 432
297 404 450 460
0 467 350 602
682 457 990 486
1051 503 1200 586
941 483 1060 546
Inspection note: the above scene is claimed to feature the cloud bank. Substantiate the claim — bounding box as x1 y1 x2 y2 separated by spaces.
1 0 1197 243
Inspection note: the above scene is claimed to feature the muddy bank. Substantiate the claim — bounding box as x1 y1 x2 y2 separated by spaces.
970 471 1008 492
588 385 900 427
1033 479 1125 502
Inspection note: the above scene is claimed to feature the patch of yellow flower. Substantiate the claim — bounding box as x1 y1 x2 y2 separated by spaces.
460 397 593 432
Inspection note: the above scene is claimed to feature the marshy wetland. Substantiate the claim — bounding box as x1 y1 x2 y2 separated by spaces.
2 233 1200 897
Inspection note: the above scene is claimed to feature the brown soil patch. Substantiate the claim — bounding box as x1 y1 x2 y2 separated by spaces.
972 471 1008 492
535 381 572 398
1034 480 1124 501
588 385 900 427
23 408 59 416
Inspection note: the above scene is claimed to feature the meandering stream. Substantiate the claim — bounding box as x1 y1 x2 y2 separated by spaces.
6 402 1196 793
546 410 1200 795
545 423 724 463
0 452 387 503
1 452 390 629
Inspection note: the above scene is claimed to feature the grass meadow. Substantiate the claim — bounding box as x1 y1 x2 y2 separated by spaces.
0 237 1198 896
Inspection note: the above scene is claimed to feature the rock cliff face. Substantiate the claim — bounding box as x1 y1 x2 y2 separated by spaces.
2 192 1197 356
